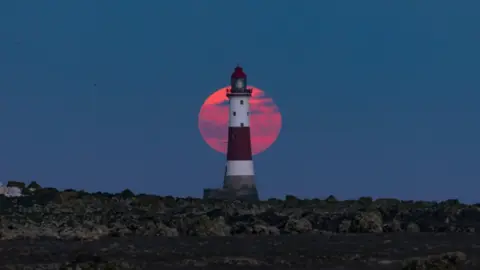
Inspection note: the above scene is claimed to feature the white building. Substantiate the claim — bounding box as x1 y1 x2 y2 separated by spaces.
0 182 23 197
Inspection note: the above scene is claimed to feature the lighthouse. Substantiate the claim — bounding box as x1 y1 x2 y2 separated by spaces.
203 66 259 201
223 66 258 199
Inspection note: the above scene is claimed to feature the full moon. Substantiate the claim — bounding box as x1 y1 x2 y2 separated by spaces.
198 86 282 155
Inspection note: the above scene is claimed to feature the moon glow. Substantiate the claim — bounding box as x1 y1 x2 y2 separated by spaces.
198 86 282 155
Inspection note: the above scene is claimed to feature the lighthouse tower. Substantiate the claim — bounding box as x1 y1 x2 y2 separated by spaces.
223 66 258 200
203 66 259 201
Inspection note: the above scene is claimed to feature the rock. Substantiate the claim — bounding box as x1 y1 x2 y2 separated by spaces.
351 211 383 233
338 219 352 233
6 181 25 189
402 251 467 270
383 219 402 232
157 222 179 237
27 181 42 190
326 195 338 203
284 218 312 234
252 224 280 235
188 215 231 236
108 223 133 237
407 222 421 232
120 189 135 199
0 187 480 239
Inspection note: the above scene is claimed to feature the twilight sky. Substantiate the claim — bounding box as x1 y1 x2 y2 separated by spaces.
0 1 479 202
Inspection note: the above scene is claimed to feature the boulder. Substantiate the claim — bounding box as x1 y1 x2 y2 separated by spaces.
351 211 383 233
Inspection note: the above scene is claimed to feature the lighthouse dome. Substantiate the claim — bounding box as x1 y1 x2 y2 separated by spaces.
231 66 246 79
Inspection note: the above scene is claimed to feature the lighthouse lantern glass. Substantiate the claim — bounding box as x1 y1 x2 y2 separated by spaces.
235 79 244 89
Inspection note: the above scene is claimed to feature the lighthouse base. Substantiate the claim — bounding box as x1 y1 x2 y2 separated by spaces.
203 187 259 201
203 176 259 201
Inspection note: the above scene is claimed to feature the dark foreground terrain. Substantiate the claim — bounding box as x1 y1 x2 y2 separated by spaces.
0 234 478 269
1 182 480 269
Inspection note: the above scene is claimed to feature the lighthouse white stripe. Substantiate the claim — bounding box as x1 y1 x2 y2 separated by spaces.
226 160 254 176
229 96 251 127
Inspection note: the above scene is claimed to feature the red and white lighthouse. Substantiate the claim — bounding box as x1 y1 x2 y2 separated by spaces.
222 66 258 200
203 66 259 201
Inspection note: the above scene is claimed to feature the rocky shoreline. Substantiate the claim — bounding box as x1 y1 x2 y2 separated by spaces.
0 186 479 269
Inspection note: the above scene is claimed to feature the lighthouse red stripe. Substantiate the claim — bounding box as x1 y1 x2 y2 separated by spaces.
226 127 253 160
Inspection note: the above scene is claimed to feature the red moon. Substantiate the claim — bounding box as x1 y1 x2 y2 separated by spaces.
198 86 282 155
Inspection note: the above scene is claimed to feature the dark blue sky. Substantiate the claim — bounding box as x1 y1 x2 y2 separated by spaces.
1 1 479 202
